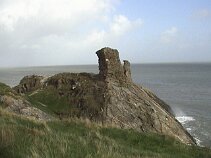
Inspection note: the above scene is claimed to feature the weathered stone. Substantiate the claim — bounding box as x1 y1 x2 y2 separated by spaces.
46 73 106 121
14 75 44 94
13 47 196 145
123 60 132 82
0 95 51 121
96 47 127 84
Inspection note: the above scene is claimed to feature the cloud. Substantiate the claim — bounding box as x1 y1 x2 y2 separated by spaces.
110 15 143 36
192 9 211 19
160 27 178 44
0 0 111 38
0 0 142 67
85 15 143 45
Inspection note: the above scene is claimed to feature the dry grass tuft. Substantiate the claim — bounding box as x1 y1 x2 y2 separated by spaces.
0 126 15 147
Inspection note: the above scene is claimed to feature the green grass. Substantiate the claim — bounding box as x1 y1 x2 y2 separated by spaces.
0 83 13 95
26 85 105 120
0 82 210 157
26 87 71 116
0 108 210 158
0 83 19 107
25 73 106 120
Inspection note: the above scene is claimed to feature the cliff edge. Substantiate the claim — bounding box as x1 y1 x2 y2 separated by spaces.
13 47 196 145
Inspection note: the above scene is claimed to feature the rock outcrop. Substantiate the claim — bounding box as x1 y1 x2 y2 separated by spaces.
0 82 51 120
14 75 44 94
96 48 132 85
0 95 51 120
96 48 195 145
14 47 196 145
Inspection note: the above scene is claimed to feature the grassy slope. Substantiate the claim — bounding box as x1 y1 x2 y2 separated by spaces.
0 83 13 95
0 83 19 108
26 87 97 117
26 88 71 116
26 75 105 119
0 109 211 158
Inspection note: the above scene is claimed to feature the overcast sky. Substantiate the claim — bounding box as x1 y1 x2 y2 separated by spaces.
0 0 211 67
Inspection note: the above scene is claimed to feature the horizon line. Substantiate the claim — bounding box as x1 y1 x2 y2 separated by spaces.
0 61 211 69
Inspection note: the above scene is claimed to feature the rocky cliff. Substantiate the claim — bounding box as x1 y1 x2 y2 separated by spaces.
13 47 195 145
0 83 51 120
14 75 44 94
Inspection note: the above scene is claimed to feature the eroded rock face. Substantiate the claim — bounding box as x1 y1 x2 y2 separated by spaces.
96 48 195 145
46 73 106 121
13 47 196 145
0 95 51 120
13 75 44 94
123 60 132 83
96 47 132 85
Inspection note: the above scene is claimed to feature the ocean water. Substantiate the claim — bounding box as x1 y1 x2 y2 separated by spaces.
0 63 210 147
132 63 211 147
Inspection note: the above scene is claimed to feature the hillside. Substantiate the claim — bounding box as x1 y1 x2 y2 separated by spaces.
1 47 210 157
13 48 195 145
0 108 211 158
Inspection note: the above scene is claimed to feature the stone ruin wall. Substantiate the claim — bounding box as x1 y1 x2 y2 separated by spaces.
96 47 132 84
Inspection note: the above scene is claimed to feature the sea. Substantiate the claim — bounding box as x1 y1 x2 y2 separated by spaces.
0 63 210 147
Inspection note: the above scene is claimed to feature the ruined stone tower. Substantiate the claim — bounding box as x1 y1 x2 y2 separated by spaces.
96 47 132 84
13 47 196 145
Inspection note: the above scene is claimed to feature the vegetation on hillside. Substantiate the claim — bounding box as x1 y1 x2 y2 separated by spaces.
0 82 211 157
26 73 105 120
0 83 13 95
0 108 210 158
